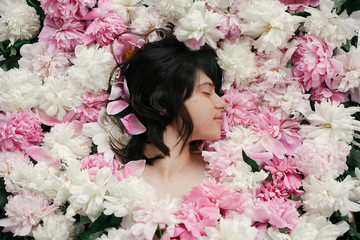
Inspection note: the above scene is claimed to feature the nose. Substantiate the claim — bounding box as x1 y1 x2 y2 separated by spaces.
215 95 228 111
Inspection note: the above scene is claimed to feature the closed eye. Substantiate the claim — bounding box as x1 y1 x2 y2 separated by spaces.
202 92 211 95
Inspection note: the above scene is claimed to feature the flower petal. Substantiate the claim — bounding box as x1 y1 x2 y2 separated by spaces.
121 114 146 135
106 100 129 115
123 160 146 178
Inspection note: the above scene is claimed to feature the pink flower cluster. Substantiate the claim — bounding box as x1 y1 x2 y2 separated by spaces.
38 0 127 52
223 87 259 128
0 109 43 152
279 0 320 12
74 91 109 122
0 191 58 236
291 34 343 92
251 109 302 157
80 153 120 180
172 179 248 239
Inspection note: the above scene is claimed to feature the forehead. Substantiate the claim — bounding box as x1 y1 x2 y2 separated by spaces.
195 70 213 86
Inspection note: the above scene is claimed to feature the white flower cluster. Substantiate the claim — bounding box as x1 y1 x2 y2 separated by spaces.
0 0 40 44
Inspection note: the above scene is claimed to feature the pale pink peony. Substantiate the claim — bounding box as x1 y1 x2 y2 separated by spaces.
252 198 300 230
291 34 343 91
251 109 303 157
264 156 303 194
38 16 85 52
0 151 31 178
183 178 249 216
82 0 127 46
111 34 146 63
80 153 120 181
222 87 259 128
74 91 109 122
310 85 349 103
279 0 320 12
217 12 242 40
0 192 58 236
257 179 292 201
294 139 350 179
40 0 96 20
172 202 220 239
0 109 43 152
202 141 244 181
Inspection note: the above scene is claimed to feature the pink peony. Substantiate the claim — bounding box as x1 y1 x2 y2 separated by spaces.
183 178 248 216
0 109 43 152
80 153 120 181
252 198 300 230
294 139 350 179
74 91 109 122
279 0 320 12
38 16 85 52
40 0 96 20
310 85 349 103
291 34 343 91
222 87 259 128
202 141 244 181
217 12 242 40
172 202 220 239
82 0 127 46
251 109 303 157
257 179 292 201
0 192 58 236
264 156 302 194
111 34 146 63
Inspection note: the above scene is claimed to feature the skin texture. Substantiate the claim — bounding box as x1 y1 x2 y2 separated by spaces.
142 70 227 199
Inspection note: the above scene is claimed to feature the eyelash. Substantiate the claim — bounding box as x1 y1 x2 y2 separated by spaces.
202 92 211 96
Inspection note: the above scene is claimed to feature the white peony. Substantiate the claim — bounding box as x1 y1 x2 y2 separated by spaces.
290 214 349 240
38 75 82 119
264 227 290 240
96 227 128 240
174 1 224 49
238 0 304 53
143 0 193 20
304 0 359 47
300 101 360 144
225 160 268 197
42 122 92 163
8 162 65 202
0 151 31 179
0 67 41 112
216 38 256 90
204 0 235 9
66 166 115 222
204 214 258 240
109 0 143 23
302 174 360 217
32 213 76 240
0 0 40 44
68 44 116 93
103 176 156 221
130 6 168 41
83 108 130 162
18 42 70 79
226 125 260 146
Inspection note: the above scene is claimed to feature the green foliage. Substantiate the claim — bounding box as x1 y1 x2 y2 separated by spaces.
242 150 260 172
75 214 123 240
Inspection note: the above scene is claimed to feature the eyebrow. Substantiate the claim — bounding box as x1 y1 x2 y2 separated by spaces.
197 82 215 87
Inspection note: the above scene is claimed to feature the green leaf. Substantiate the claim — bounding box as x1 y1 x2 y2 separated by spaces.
10 47 17 57
265 172 273 181
279 227 290 233
347 148 360 170
345 0 360 15
332 0 347 12
13 40 30 49
242 150 260 172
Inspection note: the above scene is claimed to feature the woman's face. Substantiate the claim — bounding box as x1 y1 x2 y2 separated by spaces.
184 70 228 141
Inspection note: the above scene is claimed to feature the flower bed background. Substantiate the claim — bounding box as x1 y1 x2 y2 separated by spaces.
1 0 360 239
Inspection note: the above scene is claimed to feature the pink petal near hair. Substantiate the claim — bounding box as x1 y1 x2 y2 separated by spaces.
121 113 146 135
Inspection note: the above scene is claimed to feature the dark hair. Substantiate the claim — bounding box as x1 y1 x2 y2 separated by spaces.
110 34 223 164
